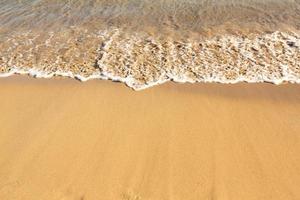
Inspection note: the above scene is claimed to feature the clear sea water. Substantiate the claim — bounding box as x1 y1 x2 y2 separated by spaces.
1 0 300 89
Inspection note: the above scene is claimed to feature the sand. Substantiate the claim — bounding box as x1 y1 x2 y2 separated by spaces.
0 76 299 200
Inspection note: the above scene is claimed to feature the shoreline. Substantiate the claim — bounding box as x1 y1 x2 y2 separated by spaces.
0 70 299 91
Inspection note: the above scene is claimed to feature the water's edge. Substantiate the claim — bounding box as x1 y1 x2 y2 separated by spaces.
1 30 300 90
1 67 300 91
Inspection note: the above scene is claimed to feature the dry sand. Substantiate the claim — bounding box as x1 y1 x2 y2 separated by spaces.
0 76 299 200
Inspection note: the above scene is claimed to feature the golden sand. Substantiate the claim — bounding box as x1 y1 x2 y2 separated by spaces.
0 76 299 200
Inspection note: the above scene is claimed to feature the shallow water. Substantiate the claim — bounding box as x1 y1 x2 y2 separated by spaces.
1 0 300 89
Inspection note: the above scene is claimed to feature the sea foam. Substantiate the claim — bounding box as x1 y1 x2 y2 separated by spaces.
1 29 299 90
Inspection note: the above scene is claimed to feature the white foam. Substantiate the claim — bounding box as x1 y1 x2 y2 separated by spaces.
1 65 299 91
1 30 300 90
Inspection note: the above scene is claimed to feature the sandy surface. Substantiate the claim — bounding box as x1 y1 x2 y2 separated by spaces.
0 76 299 200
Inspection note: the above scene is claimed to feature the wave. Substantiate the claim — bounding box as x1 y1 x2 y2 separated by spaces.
1 29 299 90
1 0 300 90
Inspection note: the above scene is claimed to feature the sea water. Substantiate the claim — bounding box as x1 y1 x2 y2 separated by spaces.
0 0 300 90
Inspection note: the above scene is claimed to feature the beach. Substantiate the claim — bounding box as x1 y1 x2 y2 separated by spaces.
1 1 300 198
0 76 299 200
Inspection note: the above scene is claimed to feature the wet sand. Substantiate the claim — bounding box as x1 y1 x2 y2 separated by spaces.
0 76 299 200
